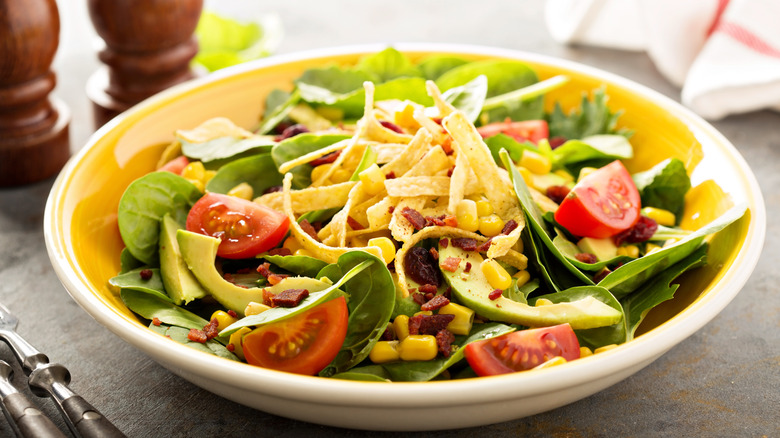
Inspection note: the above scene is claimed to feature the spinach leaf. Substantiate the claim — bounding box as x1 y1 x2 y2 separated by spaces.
121 288 207 329
179 136 275 163
109 268 171 302
417 55 468 80
119 248 144 274
296 65 375 97
547 87 632 140
300 77 433 119
117 172 202 265
150 323 238 360
531 286 625 349
319 252 396 377
441 74 488 124
484 133 537 165
551 135 633 174
257 88 301 135
205 153 283 195
632 158 691 218
552 230 631 272
263 254 328 278
621 244 708 340
599 203 747 298
270 133 350 188
356 47 422 82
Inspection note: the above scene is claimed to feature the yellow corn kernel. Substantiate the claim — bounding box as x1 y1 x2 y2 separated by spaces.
594 344 619 354
399 335 438 361
368 237 396 265
227 182 254 200
616 245 640 258
331 168 352 184
533 356 567 370
438 303 474 335
475 199 493 217
210 310 238 331
394 103 421 130
310 163 332 183
203 170 217 184
577 167 598 182
479 214 505 237
181 161 206 182
553 169 575 183
414 310 433 317
481 259 512 290
512 270 531 287
519 149 552 175
645 242 661 255
244 301 271 316
185 178 205 192
359 163 386 196
393 315 410 341
228 327 251 360
535 298 554 307
641 206 676 227
282 236 303 253
369 340 401 364
516 166 534 187
294 248 314 257
579 346 593 357
455 199 479 233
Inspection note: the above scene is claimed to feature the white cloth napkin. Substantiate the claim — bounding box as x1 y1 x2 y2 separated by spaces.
545 0 780 120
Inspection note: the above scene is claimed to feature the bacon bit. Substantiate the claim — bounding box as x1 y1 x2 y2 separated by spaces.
441 135 453 155
263 185 283 194
262 288 275 306
418 284 438 294
381 325 397 341
346 215 365 231
443 215 458 228
388 205 395 214
385 171 396 180
227 310 237 318
476 238 493 252
203 318 220 339
187 329 208 343
436 330 456 357
223 272 236 284
429 247 439 261
447 166 455 177
400 207 427 230
575 253 598 264
270 288 309 307
380 120 404 133
421 295 450 312
439 238 449 248
256 262 272 277
549 136 568 149
464 262 472 273
441 256 461 272
412 292 427 306
501 219 519 235
267 273 288 285
408 314 456 336
268 247 292 256
488 289 503 300
451 237 478 252
443 286 452 300
425 216 445 227
299 219 320 241
432 117 443 125
139 269 153 280
310 150 341 167
236 267 253 274
226 344 236 352
152 317 162 326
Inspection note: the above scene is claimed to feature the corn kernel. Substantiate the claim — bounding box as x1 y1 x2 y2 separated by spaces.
227 182 254 200
616 245 640 258
203 170 217 184
331 168 352 184
181 161 206 182
438 303 474 335
398 335 438 361
185 178 205 192
479 214 505 237
244 301 271 316
414 310 433 317
455 199 479 232
210 310 238 331
310 163 332 183
553 169 575 183
394 103 421 130
535 298 554 307
368 237 396 264
517 166 534 187
594 344 619 354
579 346 593 357
577 167 598 181
359 163 386 196
228 327 251 360
475 199 493 217
645 242 661 255
294 248 314 257
393 315 410 341
512 270 531 287
641 206 676 227
533 356 567 369
369 340 401 364
283 236 303 253
481 259 512 290
519 149 552 174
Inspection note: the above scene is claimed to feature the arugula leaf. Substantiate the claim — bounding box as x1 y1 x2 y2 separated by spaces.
632 158 691 218
270 133 350 188
416 55 468 80
441 74 488 124
547 87 632 140
356 47 422 82
205 153 283 196
110 268 171 302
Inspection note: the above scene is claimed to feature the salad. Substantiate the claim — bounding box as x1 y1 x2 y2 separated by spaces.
110 48 746 381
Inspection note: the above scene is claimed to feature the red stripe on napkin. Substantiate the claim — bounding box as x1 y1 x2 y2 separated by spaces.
706 0 731 37
717 21 780 59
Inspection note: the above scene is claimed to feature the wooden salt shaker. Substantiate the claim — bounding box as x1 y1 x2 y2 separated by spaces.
86 0 204 128
0 0 70 187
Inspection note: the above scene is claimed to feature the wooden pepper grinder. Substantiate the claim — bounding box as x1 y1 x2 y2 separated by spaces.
0 0 70 187
86 0 203 128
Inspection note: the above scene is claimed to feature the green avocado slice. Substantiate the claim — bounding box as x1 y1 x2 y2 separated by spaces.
176 230 328 315
438 243 622 330
159 214 207 305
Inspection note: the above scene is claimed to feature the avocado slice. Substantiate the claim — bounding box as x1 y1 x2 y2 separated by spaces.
438 243 622 329
176 230 329 315
159 214 207 305
577 237 618 262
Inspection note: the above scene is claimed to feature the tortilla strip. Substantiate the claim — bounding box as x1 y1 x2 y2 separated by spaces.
277 139 351 174
364 109 414 144
380 128 433 177
374 144 407 163
403 145 450 177
426 80 457 118
389 197 426 243
176 117 255 143
366 197 395 229
254 180 355 213
385 176 451 198
447 151 470 214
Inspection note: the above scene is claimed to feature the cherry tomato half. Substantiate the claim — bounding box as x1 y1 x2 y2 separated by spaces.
554 160 641 238
157 155 189 175
464 323 580 376
477 119 549 144
186 192 289 259
241 296 348 375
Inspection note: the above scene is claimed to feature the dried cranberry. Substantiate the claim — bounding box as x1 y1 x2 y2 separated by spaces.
549 136 568 149
139 269 153 280
404 246 443 287
575 253 599 264
276 124 309 141
379 120 404 134
546 185 570 205
613 216 658 245
310 150 341 167
263 185 283 194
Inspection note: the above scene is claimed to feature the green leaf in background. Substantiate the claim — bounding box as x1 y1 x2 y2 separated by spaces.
179 136 275 163
270 133 351 188
356 47 422 82
546 87 633 140
632 158 692 218
193 11 281 72
416 55 469 80
296 66 376 99
205 153 283 196
257 89 301 135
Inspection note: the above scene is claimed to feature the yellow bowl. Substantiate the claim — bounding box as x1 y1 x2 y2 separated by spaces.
44 44 765 431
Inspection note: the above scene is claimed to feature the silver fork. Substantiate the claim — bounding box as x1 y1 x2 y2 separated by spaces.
0 301 126 438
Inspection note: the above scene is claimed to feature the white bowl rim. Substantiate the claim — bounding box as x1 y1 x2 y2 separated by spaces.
44 42 766 409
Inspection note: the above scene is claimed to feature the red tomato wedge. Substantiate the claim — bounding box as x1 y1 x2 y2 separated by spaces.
464 324 580 376
554 160 641 238
241 297 348 375
477 119 549 144
157 155 189 175
186 192 289 259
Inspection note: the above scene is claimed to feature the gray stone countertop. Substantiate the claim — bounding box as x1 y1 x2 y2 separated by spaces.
0 1 777 436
